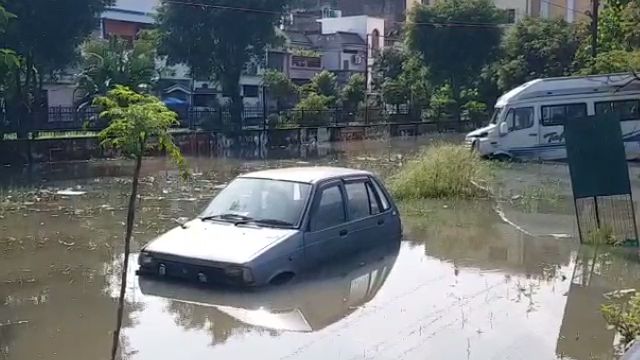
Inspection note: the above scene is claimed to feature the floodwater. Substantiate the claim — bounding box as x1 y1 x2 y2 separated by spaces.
1 136 640 360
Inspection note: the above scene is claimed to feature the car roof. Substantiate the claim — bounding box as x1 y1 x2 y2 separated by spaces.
239 166 373 184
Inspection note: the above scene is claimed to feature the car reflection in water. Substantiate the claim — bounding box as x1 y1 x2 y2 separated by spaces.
138 240 400 332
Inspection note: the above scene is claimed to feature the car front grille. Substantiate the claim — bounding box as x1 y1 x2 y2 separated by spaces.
142 256 243 285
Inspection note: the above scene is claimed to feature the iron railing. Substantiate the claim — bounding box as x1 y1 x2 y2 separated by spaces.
1 105 485 134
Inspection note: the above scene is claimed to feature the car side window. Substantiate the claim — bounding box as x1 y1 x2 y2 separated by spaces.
345 182 371 221
371 179 390 211
310 185 346 231
366 182 382 215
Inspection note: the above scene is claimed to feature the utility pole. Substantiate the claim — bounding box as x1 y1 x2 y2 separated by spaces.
591 0 599 58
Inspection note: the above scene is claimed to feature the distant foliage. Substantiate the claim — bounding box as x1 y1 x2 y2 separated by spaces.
308 70 338 105
498 17 581 91
341 74 366 112
293 93 330 126
407 0 503 94
263 69 299 109
578 50 640 75
157 0 290 125
78 33 158 104
390 144 491 199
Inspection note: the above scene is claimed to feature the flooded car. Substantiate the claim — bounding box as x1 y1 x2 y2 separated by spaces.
137 166 402 286
138 241 400 332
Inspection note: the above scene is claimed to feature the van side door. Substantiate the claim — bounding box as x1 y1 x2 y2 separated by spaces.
498 106 537 160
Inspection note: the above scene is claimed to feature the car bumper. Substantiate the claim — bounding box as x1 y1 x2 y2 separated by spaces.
137 254 256 287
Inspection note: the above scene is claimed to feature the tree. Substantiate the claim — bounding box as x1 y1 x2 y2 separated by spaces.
307 70 338 106
157 0 290 129
372 46 407 90
341 74 366 112
0 5 18 136
406 0 504 112
498 17 581 91
430 83 458 121
293 93 330 126
578 50 640 74
262 69 298 110
77 33 158 107
95 86 186 360
3 0 113 138
382 79 409 111
399 55 432 112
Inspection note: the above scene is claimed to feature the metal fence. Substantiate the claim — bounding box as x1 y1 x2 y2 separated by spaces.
4 105 483 134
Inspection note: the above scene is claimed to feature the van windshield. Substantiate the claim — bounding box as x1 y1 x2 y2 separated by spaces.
489 107 504 125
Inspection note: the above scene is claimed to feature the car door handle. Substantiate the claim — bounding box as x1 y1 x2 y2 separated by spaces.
339 229 348 237
528 133 537 137
377 219 385 225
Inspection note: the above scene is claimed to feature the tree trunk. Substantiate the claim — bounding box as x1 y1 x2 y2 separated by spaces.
110 154 143 360
222 69 243 134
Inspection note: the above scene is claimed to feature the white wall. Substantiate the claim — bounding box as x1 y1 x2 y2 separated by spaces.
44 84 76 107
492 0 529 21
111 0 158 14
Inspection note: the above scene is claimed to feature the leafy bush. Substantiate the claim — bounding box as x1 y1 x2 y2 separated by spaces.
389 144 491 199
293 93 330 126
602 292 640 346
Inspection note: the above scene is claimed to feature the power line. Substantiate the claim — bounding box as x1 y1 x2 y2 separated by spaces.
162 0 512 29
162 0 590 29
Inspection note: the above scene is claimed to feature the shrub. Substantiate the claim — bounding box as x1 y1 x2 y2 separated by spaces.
389 144 491 199
602 293 640 346
293 94 331 126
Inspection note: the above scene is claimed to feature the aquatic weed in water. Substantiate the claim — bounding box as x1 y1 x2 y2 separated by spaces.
389 144 491 199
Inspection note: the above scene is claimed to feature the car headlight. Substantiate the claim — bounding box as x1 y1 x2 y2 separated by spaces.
225 266 254 283
139 252 154 266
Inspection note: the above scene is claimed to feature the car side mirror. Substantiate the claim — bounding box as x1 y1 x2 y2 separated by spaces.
499 122 509 136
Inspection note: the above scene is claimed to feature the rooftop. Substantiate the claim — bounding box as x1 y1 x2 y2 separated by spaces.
240 167 372 184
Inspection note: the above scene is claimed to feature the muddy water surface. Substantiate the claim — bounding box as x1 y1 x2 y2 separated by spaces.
1 137 640 360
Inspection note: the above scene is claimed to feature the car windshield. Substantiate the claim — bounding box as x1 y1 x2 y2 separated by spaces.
200 178 312 227
489 107 504 125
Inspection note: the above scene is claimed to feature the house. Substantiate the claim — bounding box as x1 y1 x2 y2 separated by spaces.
407 0 590 23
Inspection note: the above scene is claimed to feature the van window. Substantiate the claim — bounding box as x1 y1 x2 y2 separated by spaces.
505 107 534 130
541 103 587 126
595 99 640 121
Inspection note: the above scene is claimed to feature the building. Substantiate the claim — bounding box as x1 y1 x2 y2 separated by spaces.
44 0 384 111
268 15 383 91
406 0 590 23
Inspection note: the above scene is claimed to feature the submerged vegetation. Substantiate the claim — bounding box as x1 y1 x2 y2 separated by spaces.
602 292 640 347
389 144 491 199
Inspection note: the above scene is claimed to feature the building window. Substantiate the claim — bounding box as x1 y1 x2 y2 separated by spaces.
243 85 260 98
506 9 516 23
371 29 381 54
291 55 321 69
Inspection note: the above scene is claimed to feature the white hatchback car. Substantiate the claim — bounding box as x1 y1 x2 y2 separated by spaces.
137 167 402 286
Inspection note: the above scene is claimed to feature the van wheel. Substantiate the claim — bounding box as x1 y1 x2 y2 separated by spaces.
269 272 295 286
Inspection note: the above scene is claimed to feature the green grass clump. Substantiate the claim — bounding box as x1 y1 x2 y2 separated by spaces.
389 143 491 199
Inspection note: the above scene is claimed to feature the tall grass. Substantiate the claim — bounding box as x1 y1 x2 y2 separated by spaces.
389 144 491 199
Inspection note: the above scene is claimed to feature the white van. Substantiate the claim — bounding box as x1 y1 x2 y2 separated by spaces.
466 73 640 161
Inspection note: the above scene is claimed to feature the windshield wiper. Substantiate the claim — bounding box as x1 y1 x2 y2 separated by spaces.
251 218 294 228
200 213 253 223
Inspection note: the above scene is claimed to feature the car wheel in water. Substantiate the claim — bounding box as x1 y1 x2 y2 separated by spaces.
269 272 295 286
